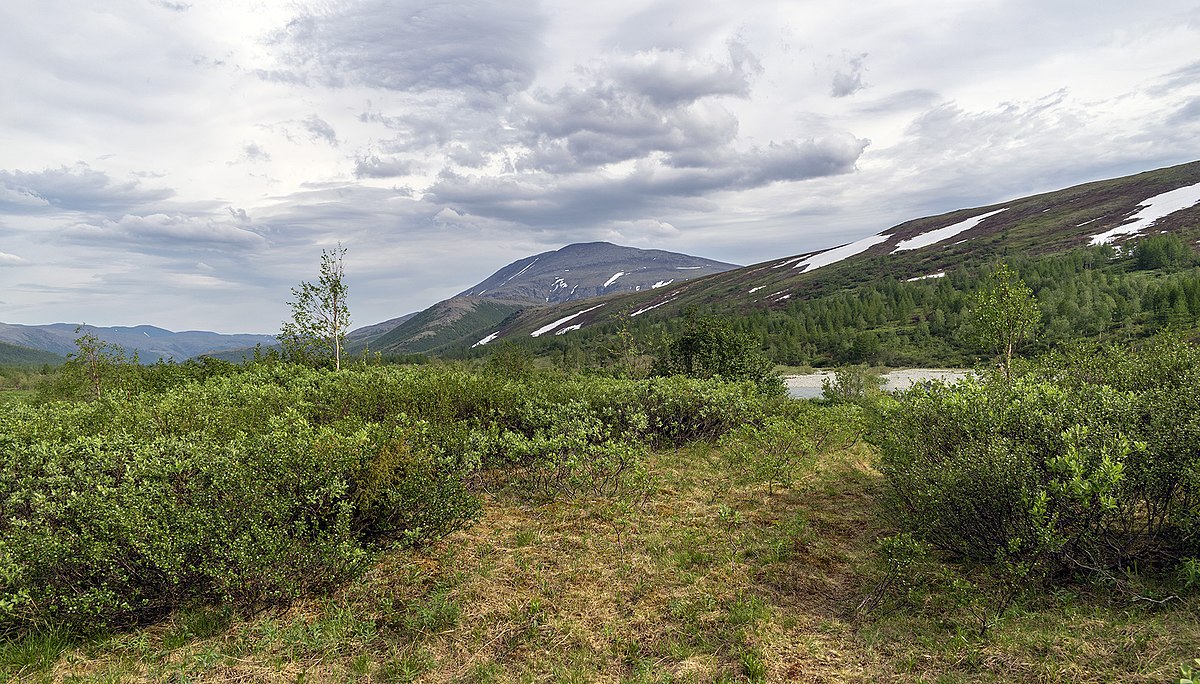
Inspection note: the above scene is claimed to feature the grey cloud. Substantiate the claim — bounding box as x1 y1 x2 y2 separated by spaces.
63 213 267 251
0 164 174 214
267 0 546 96
1172 97 1200 122
1148 60 1200 96
233 143 271 164
353 155 416 178
428 133 866 229
302 115 338 146
152 1 191 11
514 48 752 173
851 89 940 114
608 46 756 105
831 53 868 97
607 2 735 52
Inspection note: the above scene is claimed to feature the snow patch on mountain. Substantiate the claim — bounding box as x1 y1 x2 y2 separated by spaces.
905 272 946 281
1090 181 1200 245
631 298 676 317
603 272 625 287
892 208 1008 253
530 304 605 337
472 332 500 347
793 234 889 272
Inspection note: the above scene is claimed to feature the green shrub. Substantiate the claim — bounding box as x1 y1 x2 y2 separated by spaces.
0 373 479 638
821 365 885 404
874 336 1200 583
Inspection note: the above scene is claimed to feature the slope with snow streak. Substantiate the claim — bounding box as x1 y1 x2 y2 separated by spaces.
530 304 605 337
892 208 1008 252
792 234 889 272
472 332 500 348
1090 181 1200 245
603 272 626 288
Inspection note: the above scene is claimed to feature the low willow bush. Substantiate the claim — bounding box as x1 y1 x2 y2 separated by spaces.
1 363 781 637
874 336 1200 585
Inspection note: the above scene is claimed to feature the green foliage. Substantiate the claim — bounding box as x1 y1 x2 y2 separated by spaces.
279 244 351 370
720 404 861 493
1182 658 1200 684
821 365 885 404
874 335 1200 586
652 314 784 396
40 328 138 401
966 264 1041 377
0 361 783 639
1134 234 1196 271
484 343 534 379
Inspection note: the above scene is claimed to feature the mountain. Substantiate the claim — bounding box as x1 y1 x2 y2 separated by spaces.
0 340 63 366
345 313 419 350
0 323 278 362
351 242 739 355
457 241 737 304
458 160 1200 350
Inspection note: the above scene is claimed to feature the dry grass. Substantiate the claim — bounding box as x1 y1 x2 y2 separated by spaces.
9 442 1200 683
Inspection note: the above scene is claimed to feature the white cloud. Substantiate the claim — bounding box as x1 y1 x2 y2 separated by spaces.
0 0 1197 332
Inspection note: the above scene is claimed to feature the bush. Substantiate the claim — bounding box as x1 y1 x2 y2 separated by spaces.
652 315 784 397
0 372 479 637
874 336 1200 584
821 365 884 404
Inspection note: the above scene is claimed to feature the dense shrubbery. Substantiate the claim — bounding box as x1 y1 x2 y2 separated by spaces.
0 362 781 637
874 336 1200 585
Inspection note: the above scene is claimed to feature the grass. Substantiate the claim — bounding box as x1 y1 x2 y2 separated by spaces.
5 441 1199 682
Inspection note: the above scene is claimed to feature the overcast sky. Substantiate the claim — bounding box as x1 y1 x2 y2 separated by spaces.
2 1 1199 333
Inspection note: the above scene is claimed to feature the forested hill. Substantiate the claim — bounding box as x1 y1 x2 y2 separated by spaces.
415 160 1199 364
0 340 62 366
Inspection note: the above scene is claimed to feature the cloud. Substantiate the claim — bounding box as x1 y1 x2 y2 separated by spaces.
427 132 866 230
0 164 174 214
265 0 546 96
830 52 868 98
234 143 272 164
608 45 757 105
302 115 337 146
0 251 25 264
512 45 761 174
1172 97 1200 123
63 213 268 251
353 155 415 179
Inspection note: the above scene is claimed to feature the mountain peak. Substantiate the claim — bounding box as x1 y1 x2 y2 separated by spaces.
456 242 738 304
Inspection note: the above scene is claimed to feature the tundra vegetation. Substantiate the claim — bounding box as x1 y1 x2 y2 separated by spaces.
1 257 1199 682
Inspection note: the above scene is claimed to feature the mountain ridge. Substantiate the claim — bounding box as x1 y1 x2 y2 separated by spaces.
462 159 1200 347
0 322 278 362
354 242 740 355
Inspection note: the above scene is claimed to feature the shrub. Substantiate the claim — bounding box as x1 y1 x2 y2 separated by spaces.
0 374 479 637
874 336 1200 584
821 365 885 404
652 315 784 397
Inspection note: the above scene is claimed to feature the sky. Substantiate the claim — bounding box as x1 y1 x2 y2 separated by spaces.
2 1 1199 334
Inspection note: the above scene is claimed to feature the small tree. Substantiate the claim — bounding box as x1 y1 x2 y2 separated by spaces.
65 327 136 400
652 313 784 396
967 264 1041 380
280 244 351 370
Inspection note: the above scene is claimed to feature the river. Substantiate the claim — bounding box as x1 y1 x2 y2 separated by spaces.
784 368 972 399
